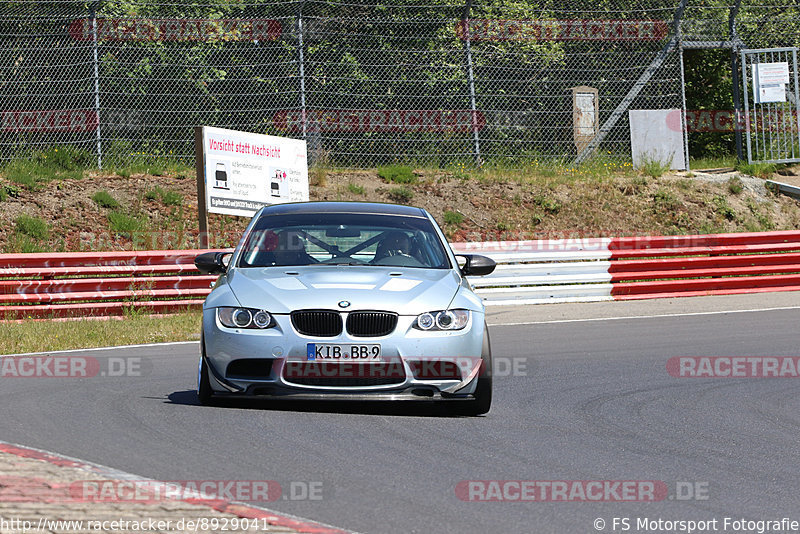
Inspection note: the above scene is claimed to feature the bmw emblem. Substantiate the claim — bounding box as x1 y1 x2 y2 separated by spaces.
338 300 351 308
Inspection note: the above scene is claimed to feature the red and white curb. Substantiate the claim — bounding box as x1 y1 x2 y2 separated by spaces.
0 440 352 534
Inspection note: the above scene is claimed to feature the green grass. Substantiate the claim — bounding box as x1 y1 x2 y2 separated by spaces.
161 190 183 206
387 186 414 204
7 214 49 253
443 210 464 225
531 194 562 214
347 183 365 195
108 211 146 238
745 199 775 231
690 155 738 170
3 184 20 200
378 165 417 184
653 189 680 211
15 214 48 240
727 177 744 195
92 190 120 209
6 236 47 253
110 160 192 179
144 186 183 206
640 156 671 178
2 146 92 190
0 311 202 354
712 195 737 221
736 161 777 179
35 146 94 171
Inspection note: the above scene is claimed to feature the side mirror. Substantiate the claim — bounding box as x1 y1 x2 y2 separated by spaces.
456 254 496 276
195 251 231 274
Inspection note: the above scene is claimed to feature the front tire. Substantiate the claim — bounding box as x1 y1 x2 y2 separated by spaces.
197 338 217 406
457 325 493 416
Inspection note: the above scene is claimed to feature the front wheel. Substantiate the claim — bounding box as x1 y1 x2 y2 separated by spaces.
197 350 217 406
455 326 493 416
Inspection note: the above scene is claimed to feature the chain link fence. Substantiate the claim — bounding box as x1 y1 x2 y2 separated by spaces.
0 1 798 168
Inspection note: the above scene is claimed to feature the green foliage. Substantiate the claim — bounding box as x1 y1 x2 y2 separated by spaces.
641 157 671 179
727 177 743 195
347 183 365 195
653 189 680 211
33 146 94 172
387 186 414 204
2 146 91 189
15 214 49 240
745 199 775 231
683 49 736 159
161 190 183 206
92 190 120 209
690 156 737 171
712 195 736 221
3 184 20 199
108 211 146 238
443 210 464 225
144 186 183 206
6 169 43 190
378 165 417 184
735 162 776 179
532 194 561 214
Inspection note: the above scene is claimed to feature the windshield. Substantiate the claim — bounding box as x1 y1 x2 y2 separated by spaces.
237 212 450 269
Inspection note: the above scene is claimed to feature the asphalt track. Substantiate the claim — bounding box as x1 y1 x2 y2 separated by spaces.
3 293 800 533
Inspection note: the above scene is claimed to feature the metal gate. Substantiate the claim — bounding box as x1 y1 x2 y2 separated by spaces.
741 48 800 164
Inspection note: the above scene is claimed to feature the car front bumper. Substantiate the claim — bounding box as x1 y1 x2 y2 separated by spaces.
201 308 487 398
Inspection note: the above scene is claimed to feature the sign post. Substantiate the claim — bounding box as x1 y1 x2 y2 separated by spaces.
194 126 209 248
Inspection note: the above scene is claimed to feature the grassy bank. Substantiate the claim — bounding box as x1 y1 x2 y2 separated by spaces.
0 312 202 355
1 150 798 254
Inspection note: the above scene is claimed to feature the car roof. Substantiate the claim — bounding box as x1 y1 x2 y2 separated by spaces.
260 201 428 218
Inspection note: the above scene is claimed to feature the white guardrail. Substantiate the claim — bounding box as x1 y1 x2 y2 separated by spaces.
452 239 615 306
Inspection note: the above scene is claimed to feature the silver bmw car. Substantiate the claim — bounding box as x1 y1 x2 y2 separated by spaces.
194 201 496 415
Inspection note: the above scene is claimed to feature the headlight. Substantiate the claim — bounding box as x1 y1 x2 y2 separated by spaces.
414 309 469 331
217 307 274 329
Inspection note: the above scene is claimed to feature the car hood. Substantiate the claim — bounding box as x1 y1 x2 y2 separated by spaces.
226 265 461 315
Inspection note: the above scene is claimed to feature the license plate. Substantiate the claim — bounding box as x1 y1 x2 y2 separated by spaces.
306 343 381 361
